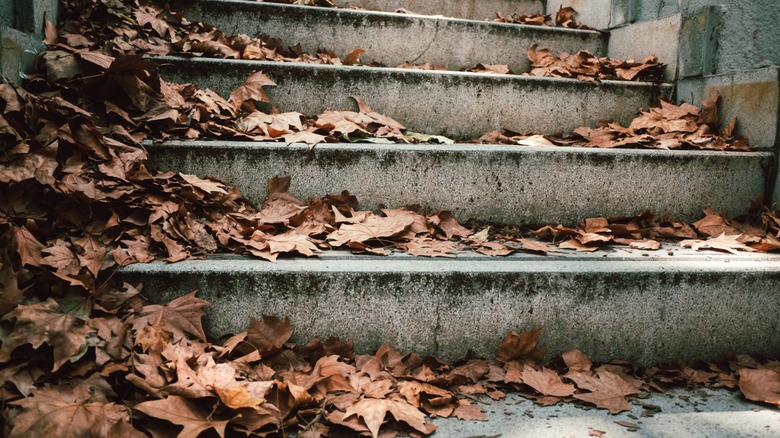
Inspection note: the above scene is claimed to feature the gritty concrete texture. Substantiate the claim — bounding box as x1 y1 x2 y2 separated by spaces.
157 56 672 140
0 26 44 83
547 0 625 30
677 6 720 79
14 0 57 36
608 14 681 80
117 248 780 365
330 0 544 20
184 0 605 74
0 1 13 29
432 388 779 437
676 67 779 151
637 1 780 77
146 141 772 226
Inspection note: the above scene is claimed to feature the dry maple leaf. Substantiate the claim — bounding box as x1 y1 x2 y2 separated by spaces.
247 315 294 357
327 213 414 246
452 398 487 421
563 349 593 373
738 368 780 406
0 298 93 371
135 395 232 437
521 366 576 398
10 383 142 438
344 397 432 438
567 370 639 413
228 71 276 112
497 327 544 362
131 291 210 342
681 233 758 254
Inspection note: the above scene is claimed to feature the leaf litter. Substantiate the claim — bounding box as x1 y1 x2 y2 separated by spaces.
1 0 779 436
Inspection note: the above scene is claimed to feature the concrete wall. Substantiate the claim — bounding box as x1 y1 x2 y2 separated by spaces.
636 0 780 76
0 0 57 84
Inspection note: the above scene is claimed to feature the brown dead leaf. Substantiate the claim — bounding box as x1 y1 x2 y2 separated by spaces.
135 395 231 437
738 368 780 405
681 233 758 254
497 327 544 362
247 315 294 357
453 399 487 421
521 366 576 397
131 291 209 342
343 397 432 438
568 370 639 413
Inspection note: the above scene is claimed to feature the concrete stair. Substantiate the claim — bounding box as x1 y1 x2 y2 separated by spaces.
124 0 780 366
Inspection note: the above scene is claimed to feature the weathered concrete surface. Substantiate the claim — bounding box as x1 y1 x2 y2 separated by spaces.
330 0 544 19
676 67 779 151
147 141 772 225
0 26 43 83
677 6 720 79
546 0 635 29
608 14 681 80
117 249 780 365
636 1 780 76
157 56 672 140
184 0 605 73
433 388 779 437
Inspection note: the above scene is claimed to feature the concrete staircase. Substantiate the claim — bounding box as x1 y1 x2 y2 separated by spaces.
122 0 780 366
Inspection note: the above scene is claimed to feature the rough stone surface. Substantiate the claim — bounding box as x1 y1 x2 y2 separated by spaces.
608 14 681 80
331 0 544 19
676 67 779 150
677 6 720 78
184 0 605 73
546 0 614 29
117 249 780 365
0 1 13 29
432 388 779 437
14 0 57 36
0 26 43 83
157 56 672 140
146 141 772 225
637 1 780 76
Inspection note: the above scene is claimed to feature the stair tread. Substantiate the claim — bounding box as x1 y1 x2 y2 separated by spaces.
183 0 604 73
118 248 780 364
156 56 672 140
146 140 769 225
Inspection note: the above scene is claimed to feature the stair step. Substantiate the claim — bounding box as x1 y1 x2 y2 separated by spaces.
116 249 780 366
147 141 771 225
157 56 672 139
432 388 777 437
182 0 603 73
330 0 545 20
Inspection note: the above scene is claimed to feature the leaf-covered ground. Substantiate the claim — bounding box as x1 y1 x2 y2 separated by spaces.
1 0 779 436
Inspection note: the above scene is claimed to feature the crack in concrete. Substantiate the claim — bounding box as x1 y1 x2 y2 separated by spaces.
409 19 441 64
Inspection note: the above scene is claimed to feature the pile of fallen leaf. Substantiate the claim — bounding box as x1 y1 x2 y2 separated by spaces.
479 94 751 152
2 1 779 436
2 67 780 435
493 5 590 29
525 44 666 82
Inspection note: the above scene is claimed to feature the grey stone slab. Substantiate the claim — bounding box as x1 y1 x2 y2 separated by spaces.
117 249 780 365
183 0 605 74
330 0 544 19
676 67 780 151
432 388 779 437
146 141 772 225
546 0 612 29
0 26 44 84
608 14 681 80
156 56 672 140
678 6 720 79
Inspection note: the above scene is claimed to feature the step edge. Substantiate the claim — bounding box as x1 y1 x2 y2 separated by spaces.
146 140 774 158
154 55 674 88
192 0 604 36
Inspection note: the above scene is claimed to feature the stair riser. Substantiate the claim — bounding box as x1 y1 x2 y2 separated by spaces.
147 142 771 225
118 255 780 365
330 0 545 19
184 1 603 73
158 57 672 139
